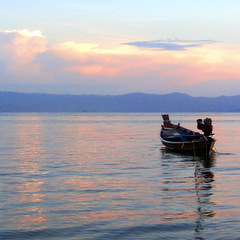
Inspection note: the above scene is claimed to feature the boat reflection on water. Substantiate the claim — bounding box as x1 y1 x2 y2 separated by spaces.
160 148 216 239
194 151 216 239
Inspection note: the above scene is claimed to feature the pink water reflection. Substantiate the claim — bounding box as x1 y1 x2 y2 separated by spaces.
2 112 240 237
9 115 47 230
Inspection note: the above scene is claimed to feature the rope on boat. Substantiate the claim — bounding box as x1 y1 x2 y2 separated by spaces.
193 139 196 160
205 140 208 158
192 137 209 159
203 135 208 141
213 145 218 153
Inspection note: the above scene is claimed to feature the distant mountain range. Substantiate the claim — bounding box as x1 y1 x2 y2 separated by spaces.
0 91 240 112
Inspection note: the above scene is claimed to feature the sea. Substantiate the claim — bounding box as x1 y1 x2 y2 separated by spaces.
0 112 240 240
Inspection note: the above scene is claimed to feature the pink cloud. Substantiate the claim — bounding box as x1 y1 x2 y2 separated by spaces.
0 29 47 79
38 40 240 94
67 65 120 77
1 29 240 96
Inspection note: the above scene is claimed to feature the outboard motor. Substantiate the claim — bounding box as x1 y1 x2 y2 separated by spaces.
197 118 213 136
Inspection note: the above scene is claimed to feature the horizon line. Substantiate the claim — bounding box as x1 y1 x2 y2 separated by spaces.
0 90 239 98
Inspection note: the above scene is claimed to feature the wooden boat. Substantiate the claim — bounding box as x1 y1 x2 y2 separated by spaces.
160 114 216 154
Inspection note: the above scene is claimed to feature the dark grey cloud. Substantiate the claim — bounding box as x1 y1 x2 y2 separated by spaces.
123 39 217 51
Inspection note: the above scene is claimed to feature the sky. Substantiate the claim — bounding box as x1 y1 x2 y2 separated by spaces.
1 0 240 97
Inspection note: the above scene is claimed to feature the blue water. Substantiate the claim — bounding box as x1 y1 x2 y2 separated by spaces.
1 112 240 239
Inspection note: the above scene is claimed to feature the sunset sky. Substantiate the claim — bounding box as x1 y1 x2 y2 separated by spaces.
1 0 240 96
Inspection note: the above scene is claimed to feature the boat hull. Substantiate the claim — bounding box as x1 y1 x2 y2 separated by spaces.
160 133 216 153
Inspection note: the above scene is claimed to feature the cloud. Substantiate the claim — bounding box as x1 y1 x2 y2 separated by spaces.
0 29 240 96
123 39 217 51
36 41 149 82
0 29 47 80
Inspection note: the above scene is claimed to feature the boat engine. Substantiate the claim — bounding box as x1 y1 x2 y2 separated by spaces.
197 118 213 136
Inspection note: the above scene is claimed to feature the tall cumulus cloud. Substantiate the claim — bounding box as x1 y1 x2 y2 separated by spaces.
0 29 47 81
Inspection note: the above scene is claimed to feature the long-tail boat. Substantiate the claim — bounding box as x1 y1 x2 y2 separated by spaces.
160 114 216 154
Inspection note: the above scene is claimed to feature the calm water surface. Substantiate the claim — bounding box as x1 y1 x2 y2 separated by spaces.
0 112 240 239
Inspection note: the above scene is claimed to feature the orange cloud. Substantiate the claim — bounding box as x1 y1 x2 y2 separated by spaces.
178 44 240 84
67 65 119 77
48 40 240 90
47 41 142 78
1 29 240 95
